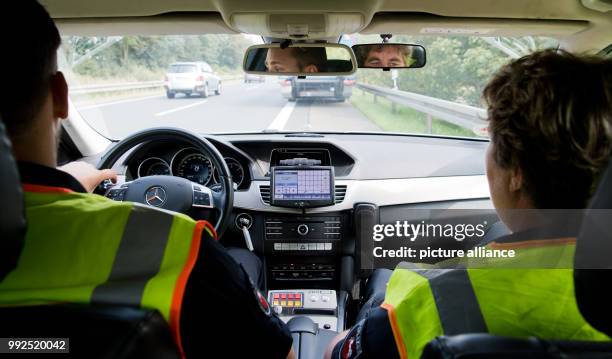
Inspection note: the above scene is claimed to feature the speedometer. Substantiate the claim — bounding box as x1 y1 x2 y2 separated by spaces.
176 153 213 185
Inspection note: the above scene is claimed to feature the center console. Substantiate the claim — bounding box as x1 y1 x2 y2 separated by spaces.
263 162 350 340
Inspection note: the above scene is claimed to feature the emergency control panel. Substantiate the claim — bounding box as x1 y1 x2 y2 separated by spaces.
268 289 338 330
270 292 304 308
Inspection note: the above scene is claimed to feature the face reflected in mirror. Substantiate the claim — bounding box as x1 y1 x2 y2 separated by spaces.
265 47 327 73
244 44 355 75
364 45 408 67
353 44 426 69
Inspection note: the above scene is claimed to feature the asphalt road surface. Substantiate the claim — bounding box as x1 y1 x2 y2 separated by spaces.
75 80 380 139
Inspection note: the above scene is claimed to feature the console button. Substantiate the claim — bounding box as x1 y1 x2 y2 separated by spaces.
297 224 309 236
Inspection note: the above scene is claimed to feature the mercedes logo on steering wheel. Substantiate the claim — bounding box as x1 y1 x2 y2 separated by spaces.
145 186 167 207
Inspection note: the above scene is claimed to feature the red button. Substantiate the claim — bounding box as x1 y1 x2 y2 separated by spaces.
273 293 279 299
296 293 302 300
281 294 287 299
288 293 294 299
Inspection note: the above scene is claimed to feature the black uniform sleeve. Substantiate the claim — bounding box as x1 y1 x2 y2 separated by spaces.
180 232 293 359
331 306 399 359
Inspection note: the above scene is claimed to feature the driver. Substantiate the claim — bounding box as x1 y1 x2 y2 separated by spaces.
265 47 327 73
0 2 295 359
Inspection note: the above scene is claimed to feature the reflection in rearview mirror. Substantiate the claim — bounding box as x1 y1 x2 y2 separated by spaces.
352 44 426 69
243 44 356 76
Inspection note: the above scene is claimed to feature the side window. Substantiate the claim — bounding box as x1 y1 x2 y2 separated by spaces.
204 63 213 73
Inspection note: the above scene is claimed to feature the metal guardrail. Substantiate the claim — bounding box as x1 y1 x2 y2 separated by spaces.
356 83 487 133
70 75 243 95
70 81 163 95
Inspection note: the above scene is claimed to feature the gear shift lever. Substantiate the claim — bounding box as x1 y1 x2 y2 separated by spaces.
237 215 254 251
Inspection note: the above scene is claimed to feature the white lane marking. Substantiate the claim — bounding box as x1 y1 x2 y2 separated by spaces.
155 100 208 116
266 101 296 131
75 95 163 111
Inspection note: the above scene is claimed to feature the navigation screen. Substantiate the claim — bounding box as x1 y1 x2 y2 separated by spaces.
271 167 334 207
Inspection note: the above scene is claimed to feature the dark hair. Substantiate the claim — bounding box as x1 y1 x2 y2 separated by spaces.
0 0 61 136
291 47 328 72
484 49 612 208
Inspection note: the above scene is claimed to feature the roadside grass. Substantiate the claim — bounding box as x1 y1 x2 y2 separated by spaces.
350 89 477 138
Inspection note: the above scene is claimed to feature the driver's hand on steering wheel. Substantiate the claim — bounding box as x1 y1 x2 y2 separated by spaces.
59 161 117 193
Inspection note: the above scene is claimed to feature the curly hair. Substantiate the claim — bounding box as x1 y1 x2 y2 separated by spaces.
484 49 612 208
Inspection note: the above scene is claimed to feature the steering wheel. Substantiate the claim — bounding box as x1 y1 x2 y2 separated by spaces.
97 127 234 237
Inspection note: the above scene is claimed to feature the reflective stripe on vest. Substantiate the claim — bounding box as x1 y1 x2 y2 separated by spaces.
382 240 608 359
0 184 216 358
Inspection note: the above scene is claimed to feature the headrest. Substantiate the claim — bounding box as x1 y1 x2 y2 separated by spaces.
574 155 612 336
0 119 25 281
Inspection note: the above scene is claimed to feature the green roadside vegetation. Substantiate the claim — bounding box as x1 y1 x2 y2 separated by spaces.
350 89 477 138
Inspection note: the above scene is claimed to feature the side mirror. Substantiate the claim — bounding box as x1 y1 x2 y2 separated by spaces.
243 43 357 76
351 43 426 70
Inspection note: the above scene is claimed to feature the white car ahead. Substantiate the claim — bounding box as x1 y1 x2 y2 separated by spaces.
164 62 221 99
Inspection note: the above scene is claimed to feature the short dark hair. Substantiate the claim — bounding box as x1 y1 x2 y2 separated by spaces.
0 0 61 136
291 47 328 72
484 49 612 208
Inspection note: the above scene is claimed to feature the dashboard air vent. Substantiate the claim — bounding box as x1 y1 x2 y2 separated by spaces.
335 185 347 204
259 184 347 205
259 185 271 204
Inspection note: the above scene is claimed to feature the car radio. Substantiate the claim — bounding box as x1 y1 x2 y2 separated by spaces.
265 215 342 254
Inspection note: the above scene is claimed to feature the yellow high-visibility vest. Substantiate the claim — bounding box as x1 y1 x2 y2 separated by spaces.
0 183 216 357
382 239 609 359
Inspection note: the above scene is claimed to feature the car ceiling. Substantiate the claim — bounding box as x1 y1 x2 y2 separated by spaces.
43 0 611 52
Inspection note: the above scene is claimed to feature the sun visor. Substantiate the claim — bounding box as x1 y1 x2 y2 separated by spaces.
56 13 236 36
229 13 366 39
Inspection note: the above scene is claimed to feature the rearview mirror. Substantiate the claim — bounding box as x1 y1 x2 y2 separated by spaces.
243 43 356 76
352 43 426 69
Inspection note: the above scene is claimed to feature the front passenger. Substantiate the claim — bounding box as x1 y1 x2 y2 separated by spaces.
326 49 612 359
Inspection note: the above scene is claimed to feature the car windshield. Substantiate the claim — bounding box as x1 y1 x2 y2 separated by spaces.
59 34 558 140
